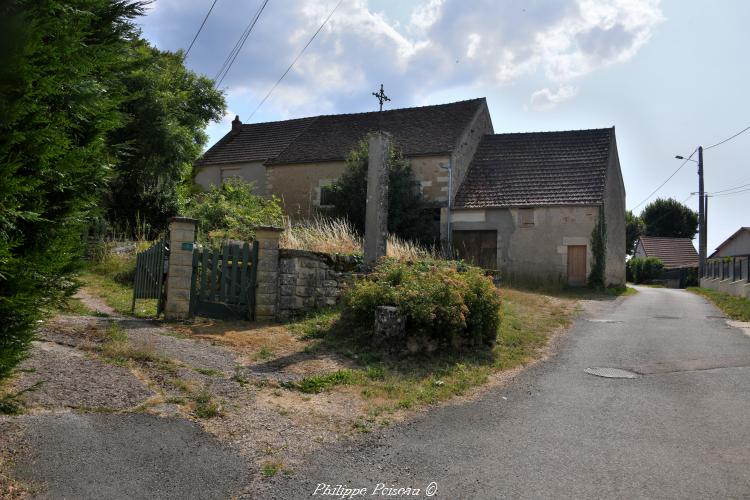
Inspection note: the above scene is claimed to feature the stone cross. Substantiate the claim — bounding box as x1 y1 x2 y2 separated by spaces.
364 131 391 265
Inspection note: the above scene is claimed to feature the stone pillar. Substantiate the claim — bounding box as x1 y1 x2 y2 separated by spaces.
165 217 197 321
364 131 391 266
254 226 282 321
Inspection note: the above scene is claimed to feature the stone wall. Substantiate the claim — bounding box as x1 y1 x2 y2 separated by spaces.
277 249 361 320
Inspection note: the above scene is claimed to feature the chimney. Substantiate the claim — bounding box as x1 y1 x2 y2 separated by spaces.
231 115 242 134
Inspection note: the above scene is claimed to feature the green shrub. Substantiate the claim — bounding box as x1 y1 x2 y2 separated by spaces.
183 179 284 243
343 259 502 348
627 257 664 284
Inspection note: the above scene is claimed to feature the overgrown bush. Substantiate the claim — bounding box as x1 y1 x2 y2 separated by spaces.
343 259 502 348
627 257 664 284
183 179 284 243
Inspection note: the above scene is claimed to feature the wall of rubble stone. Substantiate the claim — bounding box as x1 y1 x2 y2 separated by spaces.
277 249 361 320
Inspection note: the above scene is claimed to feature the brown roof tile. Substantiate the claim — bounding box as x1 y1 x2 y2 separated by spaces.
453 128 614 208
195 117 316 166
638 236 698 268
196 99 487 167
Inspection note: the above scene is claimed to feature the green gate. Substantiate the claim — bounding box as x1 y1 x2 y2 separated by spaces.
132 239 168 314
190 242 259 320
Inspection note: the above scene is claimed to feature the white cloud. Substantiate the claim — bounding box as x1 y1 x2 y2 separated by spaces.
530 86 579 110
138 0 664 120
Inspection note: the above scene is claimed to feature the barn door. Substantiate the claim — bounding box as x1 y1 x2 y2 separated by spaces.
452 230 497 270
567 245 587 286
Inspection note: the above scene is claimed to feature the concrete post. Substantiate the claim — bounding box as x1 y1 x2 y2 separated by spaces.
254 226 282 321
364 131 391 266
165 217 197 321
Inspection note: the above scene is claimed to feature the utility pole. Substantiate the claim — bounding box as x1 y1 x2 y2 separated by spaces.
698 146 706 277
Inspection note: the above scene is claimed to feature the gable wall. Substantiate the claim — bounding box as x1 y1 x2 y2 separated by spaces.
450 205 599 284
714 231 750 257
602 133 626 285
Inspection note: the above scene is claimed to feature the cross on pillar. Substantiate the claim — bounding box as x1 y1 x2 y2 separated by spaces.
372 84 390 112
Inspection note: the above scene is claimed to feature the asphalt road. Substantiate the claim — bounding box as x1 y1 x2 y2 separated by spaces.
260 287 750 499
14 413 248 499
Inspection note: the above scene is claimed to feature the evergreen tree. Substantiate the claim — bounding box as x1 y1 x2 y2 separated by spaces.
327 142 436 244
0 0 145 379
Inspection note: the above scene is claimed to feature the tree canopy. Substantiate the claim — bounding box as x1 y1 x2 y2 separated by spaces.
326 141 436 244
641 198 698 240
625 210 645 256
105 41 225 237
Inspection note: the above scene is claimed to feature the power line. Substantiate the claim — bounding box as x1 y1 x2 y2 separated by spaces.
185 0 218 58
711 186 750 197
247 0 344 121
630 148 697 211
709 181 750 195
214 0 270 87
705 125 750 150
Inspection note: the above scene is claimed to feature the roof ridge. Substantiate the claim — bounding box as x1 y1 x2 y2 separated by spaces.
487 127 613 137
245 97 486 125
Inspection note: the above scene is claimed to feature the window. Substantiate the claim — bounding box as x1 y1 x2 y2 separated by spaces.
519 208 534 226
319 185 335 207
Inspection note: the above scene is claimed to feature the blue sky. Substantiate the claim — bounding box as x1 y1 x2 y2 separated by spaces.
138 0 749 251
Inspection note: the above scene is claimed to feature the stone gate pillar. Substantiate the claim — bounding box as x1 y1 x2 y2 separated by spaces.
254 226 282 321
364 131 391 265
165 217 197 321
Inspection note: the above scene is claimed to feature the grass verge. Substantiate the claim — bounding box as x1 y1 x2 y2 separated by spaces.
687 287 750 321
284 288 576 414
79 271 157 317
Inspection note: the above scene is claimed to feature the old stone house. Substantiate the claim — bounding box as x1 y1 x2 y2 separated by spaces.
194 98 493 230
450 129 626 286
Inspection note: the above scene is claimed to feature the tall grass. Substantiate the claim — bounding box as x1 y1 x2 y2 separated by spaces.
279 217 436 260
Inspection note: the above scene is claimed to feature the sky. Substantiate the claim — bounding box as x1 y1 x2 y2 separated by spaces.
137 0 749 252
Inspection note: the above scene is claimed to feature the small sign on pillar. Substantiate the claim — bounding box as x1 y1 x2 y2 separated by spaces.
364 131 391 266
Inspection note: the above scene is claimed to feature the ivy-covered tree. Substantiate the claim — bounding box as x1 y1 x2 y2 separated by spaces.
105 41 225 237
326 141 436 244
641 198 698 239
0 0 145 379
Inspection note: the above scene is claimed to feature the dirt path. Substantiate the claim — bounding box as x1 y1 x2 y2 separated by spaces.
0 288 371 498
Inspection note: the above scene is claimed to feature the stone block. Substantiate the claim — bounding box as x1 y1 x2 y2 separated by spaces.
279 259 296 274
279 296 294 309
258 259 279 272
295 286 313 297
321 280 337 288
257 282 277 295
295 276 313 287
374 306 405 339
170 251 193 266
279 275 295 286
280 285 294 296
256 271 278 282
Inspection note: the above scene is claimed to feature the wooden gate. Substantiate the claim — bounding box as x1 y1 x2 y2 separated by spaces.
132 239 168 314
190 242 259 320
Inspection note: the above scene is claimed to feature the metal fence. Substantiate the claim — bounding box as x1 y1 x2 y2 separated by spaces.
704 255 750 283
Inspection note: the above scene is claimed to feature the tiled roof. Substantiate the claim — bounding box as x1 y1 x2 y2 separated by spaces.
638 236 698 268
453 128 614 208
196 99 487 167
268 99 486 165
195 117 316 166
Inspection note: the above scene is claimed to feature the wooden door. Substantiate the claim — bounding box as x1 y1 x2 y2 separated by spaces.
567 245 587 286
452 230 497 270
